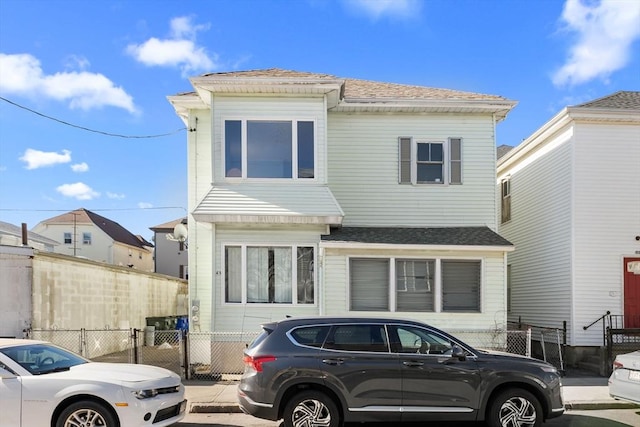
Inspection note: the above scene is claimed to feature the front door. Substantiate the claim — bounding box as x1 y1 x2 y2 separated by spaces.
624 257 640 328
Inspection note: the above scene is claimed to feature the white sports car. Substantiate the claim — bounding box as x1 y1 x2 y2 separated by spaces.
608 349 640 405
0 338 186 427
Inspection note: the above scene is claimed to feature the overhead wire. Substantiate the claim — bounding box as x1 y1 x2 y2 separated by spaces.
0 96 186 139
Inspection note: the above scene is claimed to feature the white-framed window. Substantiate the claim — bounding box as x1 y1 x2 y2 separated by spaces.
224 244 315 304
224 119 315 179
501 177 511 223
349 257 481 313
63 232 72 244
399 137 462 185
82 232 91 245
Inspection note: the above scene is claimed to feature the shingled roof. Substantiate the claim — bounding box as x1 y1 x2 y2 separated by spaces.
200 68 509 102
574 91 640 110
40 208 152 249
321 226 513 247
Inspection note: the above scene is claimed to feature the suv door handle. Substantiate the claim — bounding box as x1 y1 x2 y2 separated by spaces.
322 359 345 366
403 360 424 367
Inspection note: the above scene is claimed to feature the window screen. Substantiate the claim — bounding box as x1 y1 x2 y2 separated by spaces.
442 260 481 312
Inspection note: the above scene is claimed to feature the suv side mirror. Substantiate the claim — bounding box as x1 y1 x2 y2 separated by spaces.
451 345 466 361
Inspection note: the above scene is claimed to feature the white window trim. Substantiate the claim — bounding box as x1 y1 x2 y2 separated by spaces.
221 117 318 181
399 137 463 186
221 242 318 306
346 255 483 313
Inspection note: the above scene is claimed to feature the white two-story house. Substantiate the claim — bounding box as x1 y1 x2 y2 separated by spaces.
168 69 517 335
32 208 154 271
497 91 640 364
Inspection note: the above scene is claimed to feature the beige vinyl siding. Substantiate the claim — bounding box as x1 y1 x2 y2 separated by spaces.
211 226 325 332
212 95 327 183
572 123 640 346
327 113 498 227
500 133 573 342
322 248 506 331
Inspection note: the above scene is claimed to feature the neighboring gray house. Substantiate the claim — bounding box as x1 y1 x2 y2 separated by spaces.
0 220 59 251
168 68 517 335
32 208 154 271
497 91 640 362
150 217 189 279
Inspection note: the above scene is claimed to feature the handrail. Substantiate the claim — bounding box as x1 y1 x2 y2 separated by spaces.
583 311 610 331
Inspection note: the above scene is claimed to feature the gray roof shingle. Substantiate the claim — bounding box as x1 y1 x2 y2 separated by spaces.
321 226 513 247
574 91 640 109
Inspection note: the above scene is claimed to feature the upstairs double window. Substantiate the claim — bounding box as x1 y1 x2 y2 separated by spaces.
399 137 462 185
225 119 315 179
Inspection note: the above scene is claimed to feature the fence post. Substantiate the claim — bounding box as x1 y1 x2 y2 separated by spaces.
182 330 190 380
80 328 86 357
526 327 531 358
133 329 140 364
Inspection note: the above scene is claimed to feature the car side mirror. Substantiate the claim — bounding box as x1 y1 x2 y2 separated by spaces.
451 345 466 361
0 367 17 379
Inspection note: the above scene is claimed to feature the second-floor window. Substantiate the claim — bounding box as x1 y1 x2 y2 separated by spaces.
501 177 511 223
82 232 91 245
399 137 462 185
64 232 72 244
225 119 315 179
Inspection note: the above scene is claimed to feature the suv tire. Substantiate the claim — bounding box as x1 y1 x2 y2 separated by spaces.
487 388 542 427
283 390 340 427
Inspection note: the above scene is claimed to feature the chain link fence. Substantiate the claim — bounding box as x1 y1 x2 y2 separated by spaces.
28 327 535 380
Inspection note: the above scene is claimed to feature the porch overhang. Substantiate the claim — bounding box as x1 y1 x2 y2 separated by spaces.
192 184 344 225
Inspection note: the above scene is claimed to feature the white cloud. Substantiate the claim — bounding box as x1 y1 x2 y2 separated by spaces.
138 202 153 209
126 16 216 77
344 0 421 20
107 192 126 199
56 182 100 200
0 53 138 113
20 148 71 170
553 0 640 87
71 162 89 172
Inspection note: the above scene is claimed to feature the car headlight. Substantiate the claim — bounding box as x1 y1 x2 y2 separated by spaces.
133 389 159 399
540 365 558 373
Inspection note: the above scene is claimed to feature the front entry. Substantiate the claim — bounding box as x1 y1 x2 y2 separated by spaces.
624 257 640 328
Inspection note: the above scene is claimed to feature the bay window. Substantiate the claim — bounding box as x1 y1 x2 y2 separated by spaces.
224 119 315 179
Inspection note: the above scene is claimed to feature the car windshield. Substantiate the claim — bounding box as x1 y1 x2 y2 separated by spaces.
0 343 88 375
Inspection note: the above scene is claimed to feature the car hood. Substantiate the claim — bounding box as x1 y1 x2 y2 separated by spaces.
53 363 178 383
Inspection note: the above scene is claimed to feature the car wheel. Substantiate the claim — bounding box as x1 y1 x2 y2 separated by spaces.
56 400 117 427
488 388 542 427
283 390 340 427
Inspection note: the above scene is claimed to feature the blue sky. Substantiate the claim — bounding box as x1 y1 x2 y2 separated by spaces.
1 0 639 240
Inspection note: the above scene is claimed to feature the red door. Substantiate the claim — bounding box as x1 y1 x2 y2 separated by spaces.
624 257 640 328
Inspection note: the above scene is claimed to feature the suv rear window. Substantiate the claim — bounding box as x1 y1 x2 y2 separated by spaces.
289 326 330 348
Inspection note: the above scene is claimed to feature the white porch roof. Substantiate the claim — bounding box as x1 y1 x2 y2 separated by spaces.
192 184 344 225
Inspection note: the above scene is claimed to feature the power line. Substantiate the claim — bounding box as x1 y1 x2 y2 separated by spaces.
0 96 186 139
0 206 187 213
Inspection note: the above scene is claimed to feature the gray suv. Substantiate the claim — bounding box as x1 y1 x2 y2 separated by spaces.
238 316 564 427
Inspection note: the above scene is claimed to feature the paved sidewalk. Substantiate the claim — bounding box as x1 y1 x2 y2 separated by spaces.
183 375 640 414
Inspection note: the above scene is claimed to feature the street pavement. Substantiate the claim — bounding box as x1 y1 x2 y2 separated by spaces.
182 371 640 414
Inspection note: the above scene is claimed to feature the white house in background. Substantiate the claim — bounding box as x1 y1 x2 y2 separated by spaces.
0 220 59 251
168 68 517 335
32 208 154 271
150 217 189 279
497 91 640 355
